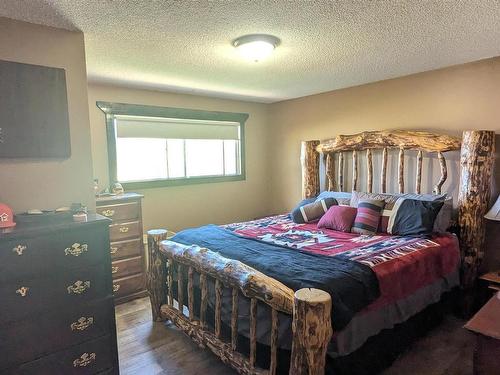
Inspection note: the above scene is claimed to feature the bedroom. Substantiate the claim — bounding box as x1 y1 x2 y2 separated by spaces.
0 1 499 374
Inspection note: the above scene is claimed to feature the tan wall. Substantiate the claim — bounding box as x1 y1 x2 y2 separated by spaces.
269 56 500 270
88 83 271 232
0 17 95 212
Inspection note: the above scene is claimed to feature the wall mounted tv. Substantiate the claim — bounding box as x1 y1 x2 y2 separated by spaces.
0 59 71 158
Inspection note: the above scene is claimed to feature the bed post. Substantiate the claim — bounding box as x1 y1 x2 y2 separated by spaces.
457 130 495 295
290 288 332 375
301 140 320 199
147 229 168 322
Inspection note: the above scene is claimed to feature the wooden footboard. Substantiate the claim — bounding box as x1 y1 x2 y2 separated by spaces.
147 230 333 375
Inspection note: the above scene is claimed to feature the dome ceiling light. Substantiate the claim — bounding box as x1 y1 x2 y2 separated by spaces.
232 34 280 62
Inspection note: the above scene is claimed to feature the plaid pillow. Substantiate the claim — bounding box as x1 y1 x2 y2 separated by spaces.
351 199 385 235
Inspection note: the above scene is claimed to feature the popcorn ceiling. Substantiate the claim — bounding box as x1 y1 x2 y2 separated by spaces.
1 0 499 103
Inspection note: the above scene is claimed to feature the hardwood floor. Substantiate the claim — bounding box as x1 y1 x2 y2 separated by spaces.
115 297 474 375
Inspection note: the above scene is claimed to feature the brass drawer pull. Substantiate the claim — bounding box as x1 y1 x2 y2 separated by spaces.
119 226 129 233
101 209 115 217
64 243 88 257
110 246 118 254
113 284 120 293
112 266 118 274
13 244 27 255
70 316 94 331
67 280 91 295
73 352 96 367
16 286 29 297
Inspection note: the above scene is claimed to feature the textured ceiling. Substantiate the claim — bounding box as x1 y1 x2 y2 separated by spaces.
1 1 500 103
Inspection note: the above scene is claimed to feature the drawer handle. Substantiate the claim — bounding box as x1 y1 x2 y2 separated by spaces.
70 316 94 331
112 266 118 274
64 243 88 257
101 209 115 217
67 280 91 295
16 286 29 297
110 246 118 254
13 244 27 256
113 284 120 293
73 352 96 367
119 226 129 233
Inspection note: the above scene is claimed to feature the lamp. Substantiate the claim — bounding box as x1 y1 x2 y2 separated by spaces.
232 34 280 62
485 195 500 221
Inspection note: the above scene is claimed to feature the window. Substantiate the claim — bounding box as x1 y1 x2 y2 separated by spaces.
97 102 248 189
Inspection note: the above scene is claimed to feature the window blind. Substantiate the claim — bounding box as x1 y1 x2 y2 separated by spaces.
115 115 240 140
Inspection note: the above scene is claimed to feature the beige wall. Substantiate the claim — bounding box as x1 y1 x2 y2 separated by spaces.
0 17 95 212
269 57 500 212
269 56 500 270
88 83 271 232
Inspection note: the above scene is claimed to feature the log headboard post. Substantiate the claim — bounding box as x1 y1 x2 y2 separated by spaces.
301 140 320 199
458 130 495 291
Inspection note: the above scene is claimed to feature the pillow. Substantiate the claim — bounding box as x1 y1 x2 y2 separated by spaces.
430 197 452 232
317 191 352 200
350 191 452 233
387 198 444 236
291 198 338 223
351 199 385 235
291 197 316 211
318 206 357 232
316 191 352 206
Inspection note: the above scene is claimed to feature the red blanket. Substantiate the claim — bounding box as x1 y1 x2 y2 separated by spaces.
223 215 460 309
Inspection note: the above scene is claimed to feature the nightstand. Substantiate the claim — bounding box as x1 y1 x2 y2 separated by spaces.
464 292 500 375
479 271 500 292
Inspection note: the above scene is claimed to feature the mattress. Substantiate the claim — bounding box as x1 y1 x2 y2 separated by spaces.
171 214 460 358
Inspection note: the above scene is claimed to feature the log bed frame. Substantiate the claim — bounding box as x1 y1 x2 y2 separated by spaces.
147 130 495 375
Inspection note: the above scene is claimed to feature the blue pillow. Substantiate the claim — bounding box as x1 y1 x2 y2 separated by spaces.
316 191 352 201
388 198 444 236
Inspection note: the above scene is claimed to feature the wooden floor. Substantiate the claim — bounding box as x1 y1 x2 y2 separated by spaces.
116 297 475 375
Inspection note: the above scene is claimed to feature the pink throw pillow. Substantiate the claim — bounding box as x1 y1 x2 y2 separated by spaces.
317 205 357 232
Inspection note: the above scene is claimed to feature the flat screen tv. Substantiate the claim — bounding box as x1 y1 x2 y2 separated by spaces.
0 59 71 158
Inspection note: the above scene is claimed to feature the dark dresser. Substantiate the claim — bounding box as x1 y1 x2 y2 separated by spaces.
0 214 119 375
96 193 146 304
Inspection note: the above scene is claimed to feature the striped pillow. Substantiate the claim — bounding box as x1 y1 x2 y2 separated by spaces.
291 198 338 223
351 199 385 235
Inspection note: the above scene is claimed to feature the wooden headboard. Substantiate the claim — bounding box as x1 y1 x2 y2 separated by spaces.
300 129 496 291
301 130 462 198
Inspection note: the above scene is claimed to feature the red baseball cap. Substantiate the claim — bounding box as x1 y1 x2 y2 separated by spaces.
0 203 16 228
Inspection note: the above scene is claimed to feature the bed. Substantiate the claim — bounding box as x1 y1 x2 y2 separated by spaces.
146 130 495 375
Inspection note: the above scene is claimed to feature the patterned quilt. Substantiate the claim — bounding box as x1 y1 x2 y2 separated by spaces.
224 214 460 310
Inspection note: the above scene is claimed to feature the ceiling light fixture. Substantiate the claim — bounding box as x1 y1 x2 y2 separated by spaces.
232 34 280 62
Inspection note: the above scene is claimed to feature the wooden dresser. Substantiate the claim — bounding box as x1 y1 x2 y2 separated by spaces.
96 193 146 304
0 214 119 374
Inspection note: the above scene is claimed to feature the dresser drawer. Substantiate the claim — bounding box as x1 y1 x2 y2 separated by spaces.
0 225 109 282
97 201 139 222
112 256 143 279
112 273 143 298
109 221 141 241
110 238 142 260
0 298 115 371
5 334 115 375
0 263 111 324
